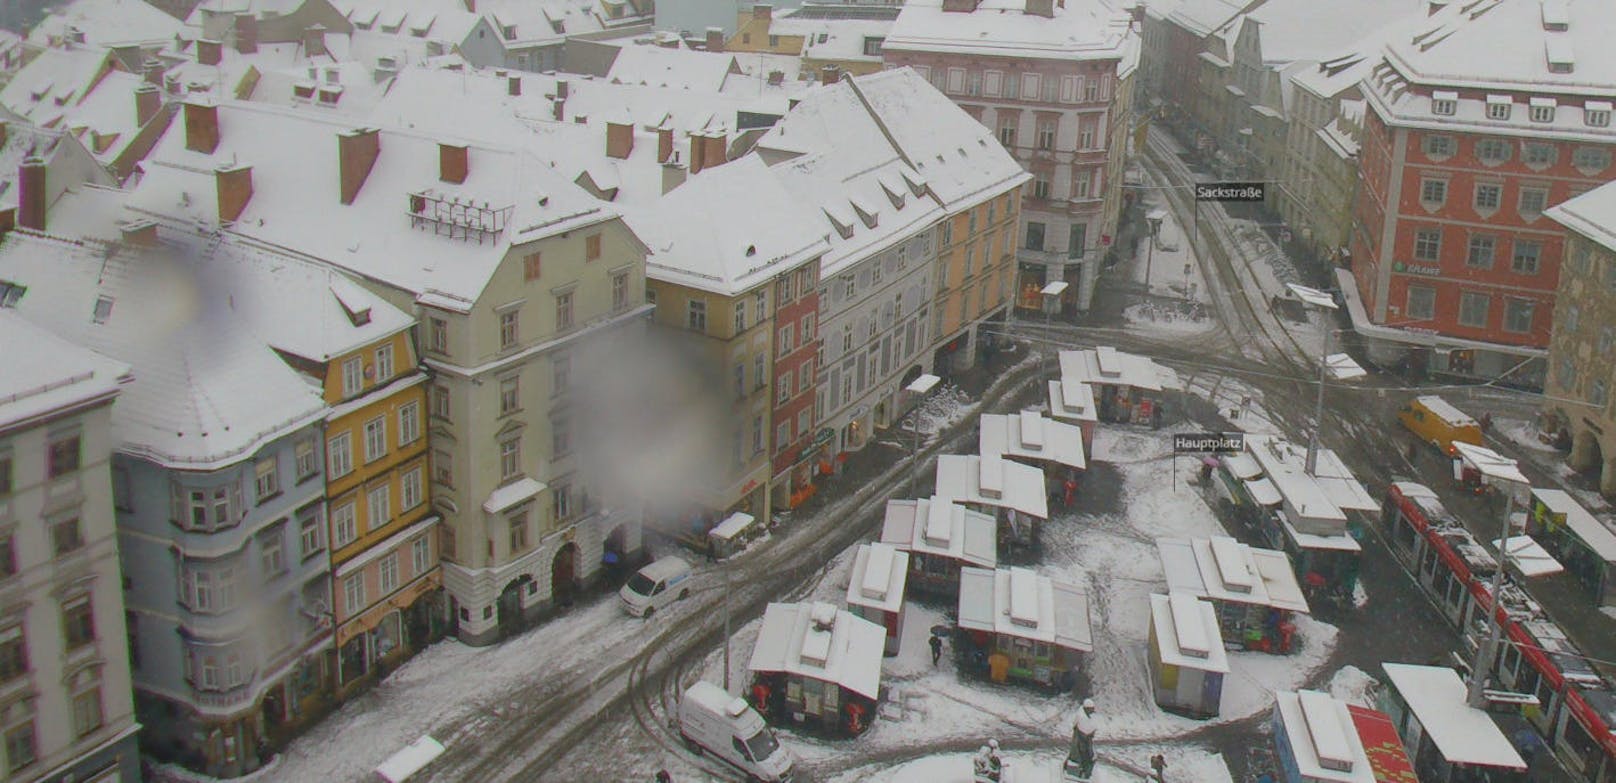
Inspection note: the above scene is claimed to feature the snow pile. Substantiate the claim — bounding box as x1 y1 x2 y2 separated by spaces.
1123 301 1216 337
1496 417 1559 453
1328 665 1380 709
913 384 979 445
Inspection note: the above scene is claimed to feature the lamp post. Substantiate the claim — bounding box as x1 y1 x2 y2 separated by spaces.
1144 209 1166 299
906 373 942 495
1287 283 1339 476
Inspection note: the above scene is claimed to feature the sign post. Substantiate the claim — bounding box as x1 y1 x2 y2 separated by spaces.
1171 432 1246 491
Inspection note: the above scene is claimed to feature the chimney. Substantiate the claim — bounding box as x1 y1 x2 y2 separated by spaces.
555 80 569 100
656 126 673 163
0 122 9 150
606 120 634 159
507 75 522 96
1025 0 1054 17
215 163 253 223
119 220 158 246
1427 0 1448 14
702 132 728 171
941 0 982 11
234 13 258 54
553 98 565 121
17 157 45 232
688 133 707 175
338 127 381 204
197 38 222 66
753 4 772 20
463 0 475 10
304 24 327 57
135 83 160 126
705 27 724 52
662 157 686 194
183 101 220 154
143 58 165 87
439 142 468 183
767 70 784 86
819 65 839 86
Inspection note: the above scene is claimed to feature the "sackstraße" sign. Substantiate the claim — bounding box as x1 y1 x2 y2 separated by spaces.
1194 182 1266 202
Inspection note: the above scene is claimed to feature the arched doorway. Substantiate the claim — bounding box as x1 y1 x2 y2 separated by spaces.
496 576 530 639
552 543 579 609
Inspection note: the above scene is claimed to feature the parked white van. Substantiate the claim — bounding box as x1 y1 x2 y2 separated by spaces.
618 557 692 618
679 681 795 783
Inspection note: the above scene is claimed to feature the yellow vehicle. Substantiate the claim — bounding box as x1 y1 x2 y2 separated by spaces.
1398 395 1483 456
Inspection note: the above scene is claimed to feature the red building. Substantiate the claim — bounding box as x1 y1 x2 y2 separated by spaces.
1347 0 1616 385
769 261 822 509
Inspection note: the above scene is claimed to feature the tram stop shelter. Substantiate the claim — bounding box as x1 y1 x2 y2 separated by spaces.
1379 663 1528 782
1526 488 1616 607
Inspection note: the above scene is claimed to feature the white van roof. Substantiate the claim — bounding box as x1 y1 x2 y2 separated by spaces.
638 557 691 582
685 680 744 715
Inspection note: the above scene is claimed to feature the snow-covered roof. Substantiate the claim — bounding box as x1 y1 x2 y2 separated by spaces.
710 511 757 541
884 0 1137 62
0 229 327 468
788 17 893 63
1166 0 1244 37
1059 347 1181 393
1157 536 1309 613
482 476 547 514
1223 0 1425 67
128 100 615 312
1220 451 1262 480
1046 379 1097 424
1530 488 1616 562
846 542 909 614
1414 395 1477 427
1244 434 1375 536
748 601 885 701
0 309 129 433
638 155 828 296
934 453 1048 520
1547 180 1616 256
1451 441 1528 488
978 412 1086 472
606 45 740 92
1492 535 1563 578
1380 663 1527 770
957 566 1092 653
29 0 186 50
335 0 482 46
1273 691 1378 782
0 47 157 169
1245 477 1282 507
374 735 445 783
879 496 997 568
1149 591 1229 673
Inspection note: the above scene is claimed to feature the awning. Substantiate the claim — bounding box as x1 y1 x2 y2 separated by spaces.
483 477 546 514
1493 536 1564 578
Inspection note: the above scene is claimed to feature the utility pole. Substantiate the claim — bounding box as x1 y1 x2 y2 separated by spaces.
723 555 731 692
1144 210 1165 299
1467 488 1518 708
1287 284 1339 476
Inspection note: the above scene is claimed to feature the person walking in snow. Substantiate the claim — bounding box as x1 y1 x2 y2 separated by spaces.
930 633 943 666
655 770 672 783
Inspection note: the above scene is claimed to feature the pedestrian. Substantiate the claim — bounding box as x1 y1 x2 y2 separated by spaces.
1063 477 1078 507
1151 402 1164 430
1480 411 1493 433
656 770 672 783
1405 439 1419 463
930 633 944 666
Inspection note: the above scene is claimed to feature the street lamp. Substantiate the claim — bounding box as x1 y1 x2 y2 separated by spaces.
906 373 942 494
1144 209 1166 298
1287 283 1340 476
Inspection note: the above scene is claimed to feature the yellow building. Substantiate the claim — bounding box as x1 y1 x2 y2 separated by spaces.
936 187 1022 360
727 3 897 81
728 4 806 56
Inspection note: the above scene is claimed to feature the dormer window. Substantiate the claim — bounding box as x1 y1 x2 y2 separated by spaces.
0 280 25 308
1529 97 1556 123
1587 102 1612 128
502 25 517 40
1431 90 1457 116
1486 95 1512 121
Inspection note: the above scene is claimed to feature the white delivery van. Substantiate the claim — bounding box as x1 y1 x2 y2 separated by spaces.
618 557 692 618
679 681 795 783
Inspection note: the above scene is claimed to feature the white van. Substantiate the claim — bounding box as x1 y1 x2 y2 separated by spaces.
679 681 795 783
618 557 692 618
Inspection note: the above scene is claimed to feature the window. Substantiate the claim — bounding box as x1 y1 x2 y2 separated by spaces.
1036 121 1055 150
1573 147 1612 173
1067 224 1088 259
842 275 857 301
552 416 571 457
687 300 707 332
499 438 521 480
998 121 1016 148
1466 235 1496 268
1432 97 1457 116
1486 98 1512 120
863 37 882 57
0 627 24 682
374 344 394 383
555 291 574 331
295 438 317 479
412 535 431 574
1474 183 1502 212
261 529 285 575
799 359 813 394
329 433 353 478
70 687 100 738
1458 291 1490 328
0 280 23 308
552 356 570 396
755 354 766 389
1503 298 1535 333
1564 304 1581 333
553 484 572 521
430 385 451 422
1419 178 1447 206
776 422 791 452
397 401 421 447
1078 123 1094 149
252 457 279 502
1476 139 1511 165
429 317 448 353
500 376 520 415
363 416 387 463
778 324 794 354
1530 103 1556 123
1519 187 1548 218
299 507 324 558
1414 229 1442 261
1406 285 1435 320
433 449 453 487
401 466 423 511
342 356 363 396
612 272 628 312
797 408 811 435
0 456 8 497
6 719 35 772
752 415 763 455
499 309 519 349
379 553 399 595
778 372 793 404
62 598 94 650
343 573 365 614
966 70 981 96
1559 357 1579 390
47 435 79 478
1025 222 1045 251
0 537 12 579
1033 175 1050 200
51 517 82 557
802 313 815 341
1602 326 1616 356
1511 240 1542 274
333 502 357 548
1074 169 1092 199
508 512 529 553
524 252 542 281
585 233 602 261
367 484 390 531
1588 108 1612 128
1524 142 1557 168
1423 134 1455 158
1593 380 1610 408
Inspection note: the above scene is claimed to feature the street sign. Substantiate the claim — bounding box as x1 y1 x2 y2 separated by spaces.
1173 433 1246 453
1194 182 1266 202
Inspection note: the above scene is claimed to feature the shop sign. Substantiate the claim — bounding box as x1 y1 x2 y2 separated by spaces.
1393 261 1441 277
813 428 835 447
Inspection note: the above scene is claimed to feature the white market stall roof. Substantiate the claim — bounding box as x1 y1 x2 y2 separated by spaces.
1244 434 1376 538
1324 353 1367 381
979 411 1086 471
1285 520 1362 553
375 735 446 783
710 512 757 542
482 477 547 514
1059 347 1182 392
749 602 885 701
1492 536 1564 578
1273 691 1377 782
1245 477 1283 507
1416 395 1478 427
957 566 1092 653
1222 452 1264 481
1532 488 1616 562
1452 441 1530 489
847 542 909 614
1381 663 1527 770
1149 592 1230 673
1156 537 1310 613
935 454 1048 520
879 497 997 569
1047 379 1098 424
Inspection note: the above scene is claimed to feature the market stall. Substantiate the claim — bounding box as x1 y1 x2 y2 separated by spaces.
955 566 1092 692
879 496 997 598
